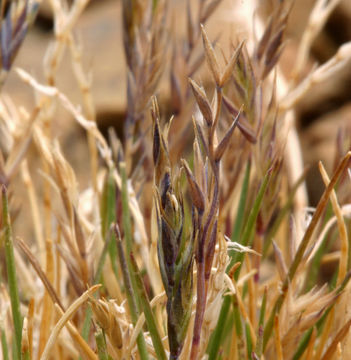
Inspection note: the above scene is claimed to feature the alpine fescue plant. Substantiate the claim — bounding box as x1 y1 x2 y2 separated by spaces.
152 97 193 359
0 0 351 359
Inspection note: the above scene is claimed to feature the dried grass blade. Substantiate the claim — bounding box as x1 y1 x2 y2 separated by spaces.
38 240 55 358
321 318 351 360
4 103 41 180
21 160 45 265
56 243 85 296
27 298 35 360
305 327 317 360
21 318 29 360
41 285 101 360
255 15 274 61
263 151 351 351
274 315 283 360
16 237 64 310
64 315 98 360
293 0 341 78
263 167 309 257
314 308 335 360
200 0 222 24
73 210 88 281
272 241 287 281
186 0 195 48
319 162 348 285
314 272 351 336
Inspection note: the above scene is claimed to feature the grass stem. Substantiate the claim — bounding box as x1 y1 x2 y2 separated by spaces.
114 226 149 360
2 185 22 360
207 295 232 360
1 328 9 360
130 253 167 360
95 329 109 360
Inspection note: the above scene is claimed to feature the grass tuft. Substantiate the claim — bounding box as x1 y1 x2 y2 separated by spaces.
0 0 351 359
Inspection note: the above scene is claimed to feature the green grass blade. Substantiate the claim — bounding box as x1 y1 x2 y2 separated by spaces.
232 160 251 243
1 328 9 360
95 328 109 360
2 186 22 360
254 287 267 357
254 326 264 359
263 168 308 257
227 160 251 273
94 235 112 286
207 295 232 360
81 239 111 341
130 253 167 360
233 300 243 337
22 350 30 360
245 322 253 358
82 179 117 342
233 297 245 359
115 227 149 360
119 161 149 343
103 169 119 278
258 286 267 329
222 309 235 355
234 169 272 280
81 306 92 342
292 328 313 360
120 162 133 256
